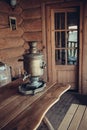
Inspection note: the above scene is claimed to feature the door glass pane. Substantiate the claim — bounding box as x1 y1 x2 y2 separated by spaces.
55 32 66 48
55 50 66 65
55 10 79 65
67 12 78 29
55 13 65 29
67 30 78 44
67 30 78 65
67 49 77 65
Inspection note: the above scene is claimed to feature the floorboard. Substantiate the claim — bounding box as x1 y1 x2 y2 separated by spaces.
37 91 87 130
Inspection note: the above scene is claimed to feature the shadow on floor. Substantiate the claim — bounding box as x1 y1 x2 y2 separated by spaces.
37 91 87 130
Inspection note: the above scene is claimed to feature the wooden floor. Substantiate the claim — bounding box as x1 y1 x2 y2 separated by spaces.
38 91 87 130
58 104 87 130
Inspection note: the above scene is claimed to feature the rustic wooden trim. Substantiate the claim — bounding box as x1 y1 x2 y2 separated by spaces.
81 1 87 94
51 8 57 82
41 3 47 81
46 1 81 9
46 5 53 82
78 2 84 93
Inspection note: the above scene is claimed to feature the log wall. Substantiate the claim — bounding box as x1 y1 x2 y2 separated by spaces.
0 0 46 78
0 0 87 93
0 0 24 78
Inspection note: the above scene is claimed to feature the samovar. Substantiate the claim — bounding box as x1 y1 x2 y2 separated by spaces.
19 41 46 95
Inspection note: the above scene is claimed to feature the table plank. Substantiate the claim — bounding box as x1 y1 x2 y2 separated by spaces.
0 82 70 130
0 81 55 129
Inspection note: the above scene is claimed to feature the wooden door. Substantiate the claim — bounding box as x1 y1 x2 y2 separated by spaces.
46 5 82 90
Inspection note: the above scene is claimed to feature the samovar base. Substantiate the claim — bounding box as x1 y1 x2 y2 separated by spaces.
19 81 46 95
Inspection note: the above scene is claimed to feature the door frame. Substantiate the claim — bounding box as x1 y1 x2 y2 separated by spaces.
45 2 83 92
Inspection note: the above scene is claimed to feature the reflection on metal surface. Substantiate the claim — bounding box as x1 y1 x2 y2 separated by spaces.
19 41 46 95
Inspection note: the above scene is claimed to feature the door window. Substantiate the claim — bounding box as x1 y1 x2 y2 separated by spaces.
54 9 79 65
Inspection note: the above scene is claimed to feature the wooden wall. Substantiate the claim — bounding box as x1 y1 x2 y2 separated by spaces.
0 0 87 94
0 0 24 77
0 0 44 78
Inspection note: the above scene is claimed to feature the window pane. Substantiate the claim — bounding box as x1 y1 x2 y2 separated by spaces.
67 12 78 29
55 50 66 65
55 13 65 29
55 32 60 48
55 32 66 48
67 49 77 65
55 10 79 65
67 30 78 44
61 32 66 47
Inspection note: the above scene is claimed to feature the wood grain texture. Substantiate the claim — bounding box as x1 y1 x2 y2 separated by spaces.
58 104 87 130
68 105 86 130
0 47 25 60
0 38 24 50
0 14 22 28
0 1 22 14
58 104 78 130
22 19 42 32
0 13 8 25
0 81 70 130
23 32 42 41
2 56 24 77
78 107 87 130
0 1 10 13
20 0 41 9
21 7 41 19
0 27 23 38
23 41 43 51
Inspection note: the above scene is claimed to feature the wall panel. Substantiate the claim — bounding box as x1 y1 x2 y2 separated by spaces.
22 19 42 32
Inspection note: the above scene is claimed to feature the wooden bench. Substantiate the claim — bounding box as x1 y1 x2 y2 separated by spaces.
0 79 70 130
58 104 87 130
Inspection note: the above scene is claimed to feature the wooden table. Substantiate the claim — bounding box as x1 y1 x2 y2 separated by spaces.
0 79 70 130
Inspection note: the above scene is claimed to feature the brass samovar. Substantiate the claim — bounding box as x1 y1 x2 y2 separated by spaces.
19 41 46 95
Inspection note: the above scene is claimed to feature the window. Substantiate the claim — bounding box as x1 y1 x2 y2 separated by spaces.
54 9 79 65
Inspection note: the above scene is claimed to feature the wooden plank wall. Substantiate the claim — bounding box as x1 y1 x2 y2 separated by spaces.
0 0 87 94
0 0 43 78
0 0 67 78
0 0 24 77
